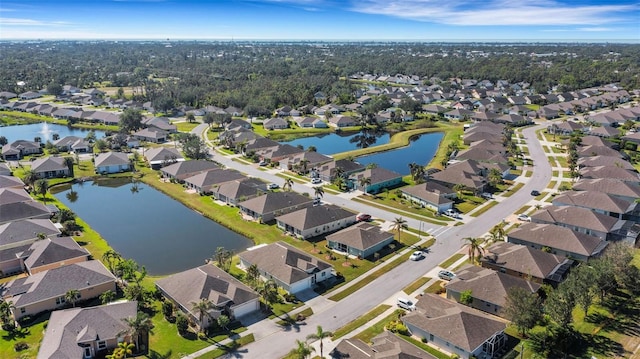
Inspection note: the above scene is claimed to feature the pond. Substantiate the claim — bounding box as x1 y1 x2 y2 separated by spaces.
52 178 253 275
0 122 107 143
355 132 444 175
281 128 390 154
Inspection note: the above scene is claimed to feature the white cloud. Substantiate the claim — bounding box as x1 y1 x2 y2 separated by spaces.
0 18 71 26
350 0 638 26
578 27 616 32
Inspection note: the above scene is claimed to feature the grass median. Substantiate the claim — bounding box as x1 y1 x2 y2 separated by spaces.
332 304 391 340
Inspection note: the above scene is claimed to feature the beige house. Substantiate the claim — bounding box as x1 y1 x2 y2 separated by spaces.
2 260 116 320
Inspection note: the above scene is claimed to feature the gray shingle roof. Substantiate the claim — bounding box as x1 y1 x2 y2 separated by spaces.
23 237 90 271
332 331 438 359
238 241 331 286
238 191 313 215
37 301 137 359
530 205 620 233
325 222 394 251
480 242 569 280
0 187 32 205
445 265 540 308
94 152 130 167
552 190 636 214
161 159 220 179
0 200 52 224
0 218 61 247
30 156 68 174
508 222 607 257
0 175 25 189
275 204 357 231
4 260 116 307
156 264 258 316
403 294 507 353
573 178 640 199
143 147 184 163
184 168 246 190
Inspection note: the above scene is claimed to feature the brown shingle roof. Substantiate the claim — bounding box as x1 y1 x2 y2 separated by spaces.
480 242 570 280
275 204 357 231
508 222 607 257
325 222 394 251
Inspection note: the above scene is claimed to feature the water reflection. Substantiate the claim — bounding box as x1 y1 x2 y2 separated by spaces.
349 128 387 149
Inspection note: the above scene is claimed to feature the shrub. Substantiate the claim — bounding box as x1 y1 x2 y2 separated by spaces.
14 342 29 352
162 300 174 320
175 312 189 336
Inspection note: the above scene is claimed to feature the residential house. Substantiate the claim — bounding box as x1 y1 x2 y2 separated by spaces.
479 242 572 285
330 331 439 359
0 175 24 189
238 241 333 294
443 109 474 120
243 137 280 156
350 167 403 194
155 264 259 330
400 182 455 213
430 160 509 194
548 121 586 135
183 168 246 195
552 190 639 221
54 136 91 153
580 166 640 183
572 178 640 203
577 156 635 171
507 222 608 261
160 160 220 182
1 260 116 320
0 218 60 250
132 128 168 143
238 191 314 223
0 91 17 99
212 178 266 206
275 204 357 239
280 151 333 174
142 117 177 133
263 117 289 130
0 200 52 225
143 147 185 169
445 265 540 317
0 163 11 176
30 156 70 179
578 144 624 158
225 119 252 131
588 126 620 138
402 294 507 359
495 113 532 126
329 115 357 128
1 236 88 276
325 222 394 259
317 159 365 182
94 152 131 174
0 187 33 206
2 140 41 160
36 301 137 359
19 91 42 100
423 104 448 116
622 132 640 147
256 144 305 163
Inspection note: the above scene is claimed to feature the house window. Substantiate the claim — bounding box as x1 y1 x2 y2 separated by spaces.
321 272 326 277
83 347 92 358
20 308 26 314
97 340 107 350
56 297 66 305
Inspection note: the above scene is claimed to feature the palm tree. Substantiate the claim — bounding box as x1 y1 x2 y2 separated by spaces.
487 224 505 244
102 249 123 275
408 162 418 179
122 312 154 351
392 217 408 242
258 279 279 311
463 237 485 264
283 178 294 192
63 156 75 177
313 186 324 200
298 159 310 175
413 165 426 183
246 264 260 288
66 189 79 203
100 290 117 304
116 341 135 358
65 289 80 308
288 339 315 359
34 178 49 203
453 183 466 199
359 177 371 195
306 325 332 358
191 298 214 332
0 300 15 328
22 169 38 190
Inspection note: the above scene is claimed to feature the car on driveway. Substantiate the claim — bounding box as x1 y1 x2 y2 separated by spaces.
443 209 460 218
267 183 279 190
517 214 531 222
438 270 456 281
530 190 540 196
409 251 424 261
356 213 372 222
311 178 322 184
481 192 493 199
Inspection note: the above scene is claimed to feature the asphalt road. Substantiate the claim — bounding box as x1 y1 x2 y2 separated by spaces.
194 122 552 358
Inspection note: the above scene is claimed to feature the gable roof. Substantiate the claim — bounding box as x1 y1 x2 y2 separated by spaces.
0 187 32 205
0 218 61 248
403 294 507 353
23 237 89 271
430 159 487 190
552 190 636 214
184 168 246 190
37 301 137 359
94 152 130 167
351 167 402 185
530 205 620 233
156 264 258 314
31 156 69 174
508 222 608 257
0 175 25 189
143 146 185 163
480 242 570 281
161 160 220 180
445 265 540 308
577 156 634 170
325 222 394 251
275 204 356 231
580 166 640 182
573 178 640 199
0 200 52 224
332 331 438 359
238 241 331 286
401 183 455 206
3 261 115 307
238 191 313 214
214 178 266 201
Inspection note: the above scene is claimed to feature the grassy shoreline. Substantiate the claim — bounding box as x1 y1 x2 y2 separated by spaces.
1 110 119 132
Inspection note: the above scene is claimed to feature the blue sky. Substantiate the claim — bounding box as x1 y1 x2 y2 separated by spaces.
1 0 638 41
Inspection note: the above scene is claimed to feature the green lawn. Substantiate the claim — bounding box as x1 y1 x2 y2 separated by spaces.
351 196 450 225
403 277 431 295
424 281 445 294
174 122 200 132
502 183 524 197
470 201 498 217
332 305 391 340
0 312 50 359
439 253 465 269
353 309 405 344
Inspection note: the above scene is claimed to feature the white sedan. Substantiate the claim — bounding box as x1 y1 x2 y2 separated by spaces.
409 251 424 261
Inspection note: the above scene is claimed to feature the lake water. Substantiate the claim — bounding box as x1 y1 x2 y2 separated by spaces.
356 132 444 175
1 123 107 143
52 178 253 275
281 129 390 154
